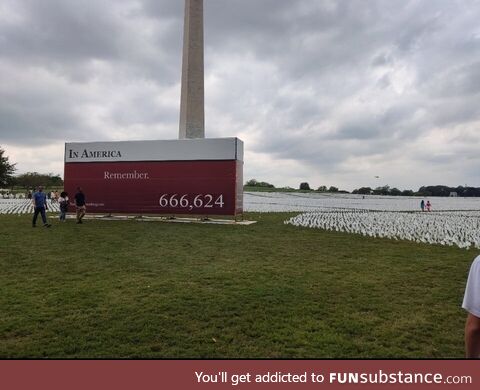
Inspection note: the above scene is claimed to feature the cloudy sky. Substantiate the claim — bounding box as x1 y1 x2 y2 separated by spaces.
1 0 479 191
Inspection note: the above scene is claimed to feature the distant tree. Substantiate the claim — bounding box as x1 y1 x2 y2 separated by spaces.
401 189 414 196
299 182 311 191
317 185 328 192
353 187 372 195
420 185 450 197
328 186 339 193
0 147 16 187
390 187 402 196
373 185 390 196
47 174 63 187
14 172 63 189
455 186 468 197
15 172 44 189
455 186 465 197
463 187 480 197
417 186 433 197
245 179 274 188
452 186 480 197
414 185 480 197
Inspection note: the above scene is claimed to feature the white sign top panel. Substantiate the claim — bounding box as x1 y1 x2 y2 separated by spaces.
65 138 244 163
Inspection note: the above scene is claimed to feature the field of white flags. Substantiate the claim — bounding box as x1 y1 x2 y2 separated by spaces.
244 192 480 212
0 199 60 214
2 192 480 249
244 192 480 250
285 210 480 250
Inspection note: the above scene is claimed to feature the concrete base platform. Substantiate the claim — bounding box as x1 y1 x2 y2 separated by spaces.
73 214 257 225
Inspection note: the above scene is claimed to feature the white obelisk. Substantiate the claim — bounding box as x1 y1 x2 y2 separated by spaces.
179 0 205 139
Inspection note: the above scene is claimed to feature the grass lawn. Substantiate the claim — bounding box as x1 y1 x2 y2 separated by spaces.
0 212 475 358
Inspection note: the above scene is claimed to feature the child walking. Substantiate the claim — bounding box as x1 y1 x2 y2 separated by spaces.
59 191 69 221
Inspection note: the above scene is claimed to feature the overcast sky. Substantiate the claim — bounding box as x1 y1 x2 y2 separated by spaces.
1 0 479 191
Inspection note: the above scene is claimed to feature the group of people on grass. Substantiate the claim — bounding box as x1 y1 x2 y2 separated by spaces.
31 186 86 227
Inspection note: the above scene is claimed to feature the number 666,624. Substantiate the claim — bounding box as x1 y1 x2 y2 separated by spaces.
158 194 225 210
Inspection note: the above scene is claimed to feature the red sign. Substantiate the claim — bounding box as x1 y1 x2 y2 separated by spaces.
64 139 243 216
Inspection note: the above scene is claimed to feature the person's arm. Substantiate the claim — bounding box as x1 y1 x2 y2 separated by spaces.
465 313 480 358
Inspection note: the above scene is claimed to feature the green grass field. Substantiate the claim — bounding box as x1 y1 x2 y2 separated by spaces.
0 213 475 358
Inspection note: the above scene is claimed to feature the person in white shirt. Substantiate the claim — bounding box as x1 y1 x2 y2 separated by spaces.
462 255 480 358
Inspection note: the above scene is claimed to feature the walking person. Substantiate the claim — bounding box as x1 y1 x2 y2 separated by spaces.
74 187 86 224
463 255 480 358
58 191 69 222
426 200 432 212
420 199 425 212
32 186 51 228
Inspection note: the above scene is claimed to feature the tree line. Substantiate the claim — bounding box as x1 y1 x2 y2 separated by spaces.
245 180 480 197
352 185 480 197
1 171 63 190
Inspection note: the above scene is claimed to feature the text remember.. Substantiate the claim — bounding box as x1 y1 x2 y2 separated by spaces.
104 171 149 180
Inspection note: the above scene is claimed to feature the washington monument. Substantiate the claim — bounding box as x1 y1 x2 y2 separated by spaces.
179 0 205 139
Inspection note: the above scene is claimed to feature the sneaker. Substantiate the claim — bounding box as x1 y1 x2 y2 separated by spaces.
77 220 82 224
43 223 51 228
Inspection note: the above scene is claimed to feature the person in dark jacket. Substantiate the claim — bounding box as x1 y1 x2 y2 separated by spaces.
58 191 69 222
74 187 86 224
